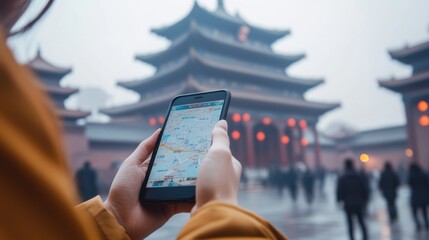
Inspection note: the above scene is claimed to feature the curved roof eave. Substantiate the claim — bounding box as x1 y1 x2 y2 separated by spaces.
104 77 339 117
378 70 429 91
389 40 429 61
152 2 290 43
120 49 323 93
190 49 324 89
27 51 72 76
137 24 304 68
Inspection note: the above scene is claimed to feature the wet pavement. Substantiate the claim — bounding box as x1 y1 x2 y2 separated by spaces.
146 176 429 239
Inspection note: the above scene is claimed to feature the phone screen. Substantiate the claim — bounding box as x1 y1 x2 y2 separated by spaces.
146 99 225 188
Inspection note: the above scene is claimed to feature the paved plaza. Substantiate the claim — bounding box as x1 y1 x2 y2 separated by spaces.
146 176 429 240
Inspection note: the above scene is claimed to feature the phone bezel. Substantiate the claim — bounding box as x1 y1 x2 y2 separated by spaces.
139 89 231 202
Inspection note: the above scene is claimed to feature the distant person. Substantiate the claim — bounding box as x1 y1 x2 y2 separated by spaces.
302 169 315 204
397 162 408 184
76 161 99 201
269 164 284 196
358 167 371 216
337 158 369 240
287 167 298 202
378 161 400 223
408 163 429 231
315 164 326 192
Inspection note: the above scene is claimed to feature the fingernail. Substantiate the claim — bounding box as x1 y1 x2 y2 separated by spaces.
217 120 227 131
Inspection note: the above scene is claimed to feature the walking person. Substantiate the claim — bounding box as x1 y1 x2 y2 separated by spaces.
287 167 298 202
302 168 315 204
359 167 371 217
378 161 400 223
315 164 326 196
337 159 369 240
408 163 429 232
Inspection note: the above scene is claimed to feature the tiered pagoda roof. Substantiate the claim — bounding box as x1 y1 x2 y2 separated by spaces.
379 39 429 96
27 51 90 122
120 48 323 93
105 76 338 117
102 1 339 118
137 22 304 69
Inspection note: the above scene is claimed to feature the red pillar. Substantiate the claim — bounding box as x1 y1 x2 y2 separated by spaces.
405 101 419 163
276 123 288 167
244 121 256 168
300 128 307 164
290 126 298 166
312 124 322 166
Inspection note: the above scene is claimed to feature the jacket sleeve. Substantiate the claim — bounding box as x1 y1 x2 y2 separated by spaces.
76 196 130 240
0 30 108 240
177 201 288 240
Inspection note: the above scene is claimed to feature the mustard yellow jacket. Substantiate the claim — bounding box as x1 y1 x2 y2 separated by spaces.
0 30 287 240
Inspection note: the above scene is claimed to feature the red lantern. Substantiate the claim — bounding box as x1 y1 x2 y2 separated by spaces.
158 116 165 124
231 130 241 140
301 138 308 147
299 119 307 129
232 113 241 122
281 135 290 144
418 100 428 112
242 113 251 122
262 117 272 125
420 115 429 127
287 118 296 127
149 117 157 126
256 131 266 142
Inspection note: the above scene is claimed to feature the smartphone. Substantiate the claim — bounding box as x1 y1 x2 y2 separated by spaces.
139 89 231 202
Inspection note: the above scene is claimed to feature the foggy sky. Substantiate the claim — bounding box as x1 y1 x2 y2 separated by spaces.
8 0 429 131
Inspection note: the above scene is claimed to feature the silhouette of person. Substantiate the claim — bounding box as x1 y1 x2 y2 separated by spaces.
336 158 369 240
76 161 99 201
272 166 285 197
408 162 429 231
287 167 298 202
315 164 326 192
378 161 400 223
302 169 315 204
397 162 408 184
358 167 371 217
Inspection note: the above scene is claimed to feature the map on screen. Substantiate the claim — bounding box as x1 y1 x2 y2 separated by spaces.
146 100 224 188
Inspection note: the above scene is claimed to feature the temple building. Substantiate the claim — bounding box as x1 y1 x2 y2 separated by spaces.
102 0 340 171
27 51 90 170
379 38 429 168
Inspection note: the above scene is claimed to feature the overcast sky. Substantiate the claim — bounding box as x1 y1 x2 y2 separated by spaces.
8 0 429 131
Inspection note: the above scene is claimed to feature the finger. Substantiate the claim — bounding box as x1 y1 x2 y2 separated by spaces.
128 129 161 165
210 120 230 150
232 156 242 176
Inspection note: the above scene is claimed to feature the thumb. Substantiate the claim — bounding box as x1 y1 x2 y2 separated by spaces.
127 128 161 165
210 120 229 150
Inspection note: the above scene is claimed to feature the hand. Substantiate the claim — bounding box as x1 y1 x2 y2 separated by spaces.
193 120 242 212
104 129 193 240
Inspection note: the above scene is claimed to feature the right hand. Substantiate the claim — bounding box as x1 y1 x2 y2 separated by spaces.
193 120 242 212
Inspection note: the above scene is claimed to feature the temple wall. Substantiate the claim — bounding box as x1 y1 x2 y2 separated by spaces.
415 126 429 169
63 124 89 171
341 144 408 171
305 146 341 171
87 142 138 193
409 102 429 169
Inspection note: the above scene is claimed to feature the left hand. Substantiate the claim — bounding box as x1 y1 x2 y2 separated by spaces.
104 129 193 240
